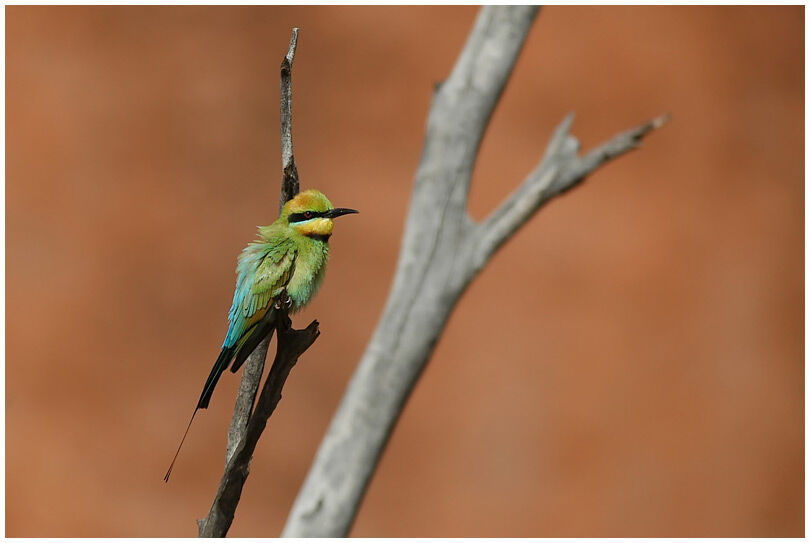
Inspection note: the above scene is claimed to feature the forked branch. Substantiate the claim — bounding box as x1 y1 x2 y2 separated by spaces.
283 7 667 537
472 112 670 267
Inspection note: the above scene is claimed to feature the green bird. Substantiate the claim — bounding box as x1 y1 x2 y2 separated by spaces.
165 189 357 481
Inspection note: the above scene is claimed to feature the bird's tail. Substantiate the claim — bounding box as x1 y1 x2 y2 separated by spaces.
162 345 235 482
198 345 237 409
163 308 277 482
163 345 235 482
163 405 199 482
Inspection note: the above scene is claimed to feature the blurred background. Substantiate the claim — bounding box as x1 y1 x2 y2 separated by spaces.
6 5 803 537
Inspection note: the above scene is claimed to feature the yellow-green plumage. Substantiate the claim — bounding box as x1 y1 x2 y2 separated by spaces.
164 189 356 481
201 189 357 408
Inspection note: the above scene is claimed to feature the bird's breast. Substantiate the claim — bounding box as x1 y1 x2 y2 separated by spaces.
286 242 329 310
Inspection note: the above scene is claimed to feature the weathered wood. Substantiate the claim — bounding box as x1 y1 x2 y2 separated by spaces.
282 6 667 537
198 27 314 537
199 313 319 537
224 27 301 470
279 28 300 212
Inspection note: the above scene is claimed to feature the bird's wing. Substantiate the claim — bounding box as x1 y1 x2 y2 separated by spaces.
224 239 296 348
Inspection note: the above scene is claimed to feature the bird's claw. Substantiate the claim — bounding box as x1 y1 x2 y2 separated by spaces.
274 292 293 310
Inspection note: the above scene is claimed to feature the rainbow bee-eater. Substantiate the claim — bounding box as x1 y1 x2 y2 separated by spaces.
165 189 357 481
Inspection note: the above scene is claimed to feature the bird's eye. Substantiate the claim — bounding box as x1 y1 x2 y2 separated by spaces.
304 211 313 219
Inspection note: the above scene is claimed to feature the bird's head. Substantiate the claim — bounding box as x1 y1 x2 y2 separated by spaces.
281 189 358 241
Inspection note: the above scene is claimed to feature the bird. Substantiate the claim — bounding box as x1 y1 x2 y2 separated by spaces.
164 189 358 481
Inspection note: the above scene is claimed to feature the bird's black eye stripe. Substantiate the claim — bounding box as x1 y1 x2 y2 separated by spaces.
289 210 326 223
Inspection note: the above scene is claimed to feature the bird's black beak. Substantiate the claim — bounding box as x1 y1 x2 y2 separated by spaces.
325 208 359 219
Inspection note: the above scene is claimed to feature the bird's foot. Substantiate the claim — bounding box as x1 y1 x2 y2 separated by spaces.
274 292 293 311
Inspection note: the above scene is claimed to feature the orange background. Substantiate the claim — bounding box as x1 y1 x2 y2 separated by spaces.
6 6 803 537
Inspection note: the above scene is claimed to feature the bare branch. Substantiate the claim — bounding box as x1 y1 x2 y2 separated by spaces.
473 113 669 266
564 113 670 185
225 341 268 464
279 27 300 212
224 27 302 468
200 27 315 537
283 7 539 537
199 313 320 538
283 7 667 537
417 6 539 212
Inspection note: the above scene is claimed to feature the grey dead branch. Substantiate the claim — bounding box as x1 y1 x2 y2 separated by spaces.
283 6 666 537
195 6 666 537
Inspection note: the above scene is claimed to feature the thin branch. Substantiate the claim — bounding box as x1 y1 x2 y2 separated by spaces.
225 341 269 464
564 113 670 185
279 27 300 212
200 27 314 537
473 113 670 266
199 313 320 538
224 27 301 465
